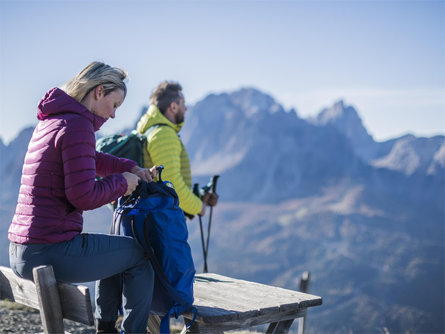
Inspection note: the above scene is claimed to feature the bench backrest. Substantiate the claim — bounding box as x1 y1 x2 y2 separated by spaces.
0 265 94 333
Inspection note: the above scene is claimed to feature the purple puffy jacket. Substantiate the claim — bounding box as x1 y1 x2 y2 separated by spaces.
8 88 137 244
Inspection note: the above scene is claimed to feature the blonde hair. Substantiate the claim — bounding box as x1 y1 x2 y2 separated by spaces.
61 61 128 103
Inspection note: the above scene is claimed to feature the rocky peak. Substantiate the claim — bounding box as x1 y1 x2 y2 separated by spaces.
316 100 374 144
372 134 445 176
228 87 285 118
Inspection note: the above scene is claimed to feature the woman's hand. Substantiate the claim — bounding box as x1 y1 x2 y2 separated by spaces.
122 172 140 196
130 165 158 182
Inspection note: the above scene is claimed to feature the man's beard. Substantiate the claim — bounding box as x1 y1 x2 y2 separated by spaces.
176 113 184 124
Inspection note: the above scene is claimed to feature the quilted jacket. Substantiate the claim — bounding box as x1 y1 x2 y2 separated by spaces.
136 105 202 216
8 87 137 244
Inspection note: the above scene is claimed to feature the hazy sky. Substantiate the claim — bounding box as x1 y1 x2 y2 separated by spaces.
1 0 444 144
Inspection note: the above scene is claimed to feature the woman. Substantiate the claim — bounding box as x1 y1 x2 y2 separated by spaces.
8 62 155 333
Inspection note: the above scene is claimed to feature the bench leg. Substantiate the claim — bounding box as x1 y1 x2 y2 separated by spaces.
147 314 161 334
33 265 65 334
182 319 223 334
266 319 294 334
297 309 308 334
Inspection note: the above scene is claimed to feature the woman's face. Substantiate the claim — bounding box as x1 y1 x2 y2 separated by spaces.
91 87 125 120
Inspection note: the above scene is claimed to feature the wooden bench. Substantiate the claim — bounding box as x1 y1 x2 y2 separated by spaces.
0 265 94 333
182 273 322 333
0 265 322 333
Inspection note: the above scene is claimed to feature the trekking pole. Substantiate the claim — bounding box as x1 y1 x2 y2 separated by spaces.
198 217 207 272
194 183 207 272
203 175 219 273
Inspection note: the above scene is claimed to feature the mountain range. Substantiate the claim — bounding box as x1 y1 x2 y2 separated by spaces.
0 88 443 333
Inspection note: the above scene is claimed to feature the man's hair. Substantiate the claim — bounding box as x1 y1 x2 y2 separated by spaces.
61 61 127 103
150 81 183 114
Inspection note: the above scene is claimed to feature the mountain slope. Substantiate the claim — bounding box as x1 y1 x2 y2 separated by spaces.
182 89 444 333
189 190 444 333
372 134 445 176
183 90 367 202
312 100 445 178
314 100 375 151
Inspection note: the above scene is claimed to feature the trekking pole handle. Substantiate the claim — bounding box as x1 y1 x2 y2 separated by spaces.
193 183 200 196
211 175 219 193
157 165 164 182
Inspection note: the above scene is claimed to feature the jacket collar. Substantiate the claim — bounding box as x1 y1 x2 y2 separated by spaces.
37 87 107 131
138 104 183 134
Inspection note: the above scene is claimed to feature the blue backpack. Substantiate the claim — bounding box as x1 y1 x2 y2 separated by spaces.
112 167 196 333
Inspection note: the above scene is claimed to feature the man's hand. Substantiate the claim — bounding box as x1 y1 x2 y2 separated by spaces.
198 192 219 216
130 165 158 182
202 192 219 207
198 205 206 217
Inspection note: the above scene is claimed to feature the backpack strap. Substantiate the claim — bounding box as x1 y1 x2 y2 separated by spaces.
130 214 197 333
142 124 170 168
143 123 167 136
130 215 191 308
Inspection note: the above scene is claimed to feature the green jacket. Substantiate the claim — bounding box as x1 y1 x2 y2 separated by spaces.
136 105 203 215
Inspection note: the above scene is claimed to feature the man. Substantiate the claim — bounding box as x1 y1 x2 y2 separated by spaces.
136 81 218 217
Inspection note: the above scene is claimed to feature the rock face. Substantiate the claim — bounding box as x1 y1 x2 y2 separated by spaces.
312 100 445 177
1 88 443 334
314 99 375 153
371 134 445 176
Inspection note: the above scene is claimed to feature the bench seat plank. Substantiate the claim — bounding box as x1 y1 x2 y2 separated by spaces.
0 266 40 309
57 280 94 325
0 266 94 326
183 273 322 332
2 266 322 333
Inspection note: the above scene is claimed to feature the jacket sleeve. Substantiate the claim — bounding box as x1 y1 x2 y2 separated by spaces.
95 151 137 177
147 127 203 215
57 118 128 210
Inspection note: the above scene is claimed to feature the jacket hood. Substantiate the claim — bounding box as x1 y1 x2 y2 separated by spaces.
37 87 106 131
136 104 183 134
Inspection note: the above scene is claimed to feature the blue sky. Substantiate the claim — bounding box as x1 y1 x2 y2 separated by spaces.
0 0 444 143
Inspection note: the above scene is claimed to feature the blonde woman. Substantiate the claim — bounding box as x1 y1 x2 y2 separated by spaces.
8 62 155 333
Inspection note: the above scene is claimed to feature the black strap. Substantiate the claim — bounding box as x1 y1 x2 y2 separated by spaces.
130 215 191 309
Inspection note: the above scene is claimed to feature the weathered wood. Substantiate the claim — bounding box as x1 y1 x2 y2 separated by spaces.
297 308 307 334
298 271 311 334
33 265 65 334
147 314 161 334
182 273 322 333
266 321 279 334
0 265 94 329
0 266 40 309
299 271 311 293
2 266 322 334
266 319 294 334
58 282 94 325
186 308 305 333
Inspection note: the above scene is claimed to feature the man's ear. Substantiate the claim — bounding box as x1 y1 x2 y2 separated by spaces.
169 101 178 112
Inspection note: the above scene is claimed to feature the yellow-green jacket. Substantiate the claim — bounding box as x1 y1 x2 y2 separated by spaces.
136 105 203 215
